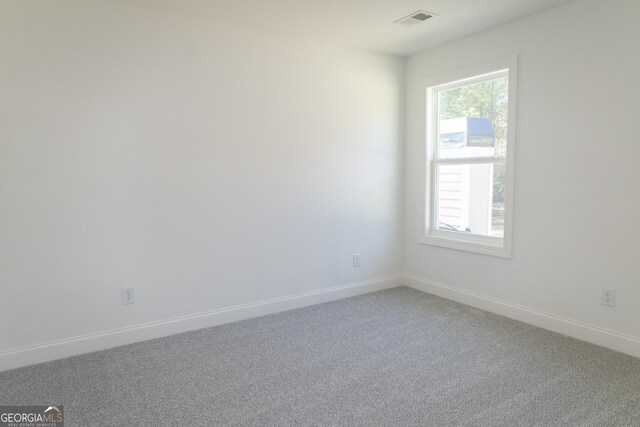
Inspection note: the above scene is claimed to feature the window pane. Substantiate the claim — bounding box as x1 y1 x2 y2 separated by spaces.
436 162 505 238
437 75 508 158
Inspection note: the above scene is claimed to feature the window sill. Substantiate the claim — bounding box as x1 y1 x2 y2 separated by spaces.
420 233 512 259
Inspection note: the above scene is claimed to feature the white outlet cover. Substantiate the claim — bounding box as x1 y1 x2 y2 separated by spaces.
601 288 615 307
121 287 135 305
353 253 361 268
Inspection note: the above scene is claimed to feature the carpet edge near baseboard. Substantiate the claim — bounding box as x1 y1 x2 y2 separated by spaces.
0 275 403 372
404 275 640 359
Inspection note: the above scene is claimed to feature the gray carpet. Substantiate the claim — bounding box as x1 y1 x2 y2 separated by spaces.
2 287 640 426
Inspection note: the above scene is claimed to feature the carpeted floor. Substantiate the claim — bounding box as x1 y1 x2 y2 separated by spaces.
2 287 640 426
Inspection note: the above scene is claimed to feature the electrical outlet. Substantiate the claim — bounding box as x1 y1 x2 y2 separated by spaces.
352 253 361 268
121 287 135 305
601 288 615 307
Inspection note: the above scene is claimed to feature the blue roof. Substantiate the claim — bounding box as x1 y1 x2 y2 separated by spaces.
440 117 494 137
465 117 494 137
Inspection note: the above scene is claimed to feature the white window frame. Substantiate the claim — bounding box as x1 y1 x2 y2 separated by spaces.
421 55 517 258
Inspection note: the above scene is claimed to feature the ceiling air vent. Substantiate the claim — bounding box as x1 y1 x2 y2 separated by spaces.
394 10 435 27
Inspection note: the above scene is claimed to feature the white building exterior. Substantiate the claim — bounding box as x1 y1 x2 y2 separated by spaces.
437 117 495 235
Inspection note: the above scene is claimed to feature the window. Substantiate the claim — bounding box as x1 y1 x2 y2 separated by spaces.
423 57 517 257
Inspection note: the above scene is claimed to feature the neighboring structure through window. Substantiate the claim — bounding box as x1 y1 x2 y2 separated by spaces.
423 57 516 257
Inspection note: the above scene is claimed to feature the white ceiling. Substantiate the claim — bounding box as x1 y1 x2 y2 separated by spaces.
109 0 575 56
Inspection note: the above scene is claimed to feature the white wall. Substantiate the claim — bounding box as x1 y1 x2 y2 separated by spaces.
0 0 404 357
5 0 639 369
405 0 640 344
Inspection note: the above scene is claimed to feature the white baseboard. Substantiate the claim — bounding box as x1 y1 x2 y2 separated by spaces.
404 275 640 359
5 274 637 373
0 275 402 372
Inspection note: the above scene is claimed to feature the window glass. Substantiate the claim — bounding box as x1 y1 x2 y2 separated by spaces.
437 75 508 159
436 163 505 238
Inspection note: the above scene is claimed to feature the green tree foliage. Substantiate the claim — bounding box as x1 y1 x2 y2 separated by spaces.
439 77 508 143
